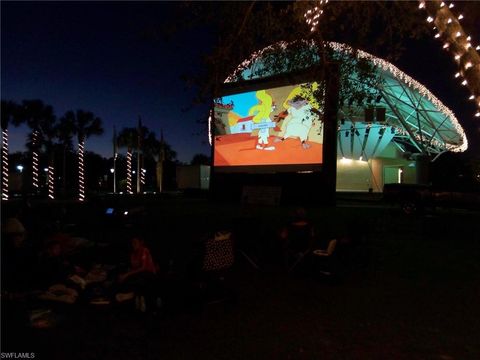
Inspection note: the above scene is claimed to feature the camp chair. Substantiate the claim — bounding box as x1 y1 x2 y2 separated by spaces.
312 239 337 275
312 239 337 257
200 230 235 304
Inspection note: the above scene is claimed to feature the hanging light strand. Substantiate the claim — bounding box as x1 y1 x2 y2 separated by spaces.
140 168 146 185
419 1 480 120
304 0 328 33
2 129 9 201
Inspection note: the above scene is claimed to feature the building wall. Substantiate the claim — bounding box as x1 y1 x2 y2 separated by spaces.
336 143 418 192
176 165 211 190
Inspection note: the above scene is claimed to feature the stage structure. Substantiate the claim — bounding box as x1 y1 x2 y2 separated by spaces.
210 41 468 203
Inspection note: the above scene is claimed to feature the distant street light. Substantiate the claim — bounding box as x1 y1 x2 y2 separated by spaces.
16 165 24 172
110 168 115 174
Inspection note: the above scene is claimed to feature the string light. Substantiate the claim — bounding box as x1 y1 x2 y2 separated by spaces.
78 139 85 201
304 1 327 33
48 165 55 200
126 151 133 194
427 16 434 23
435 33 441 39
208 110 213 146
32 131 39 189
475 112 480 117
418 1 480 121
140 168 146 185
226 40 468 152
2 129 9 201
443 43 450 49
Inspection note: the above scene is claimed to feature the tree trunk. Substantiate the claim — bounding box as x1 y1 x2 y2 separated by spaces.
78 137 86 201
156 159 163 193
1 128 9 200
127 149 133 194
62 145 67 198
48 151 55 200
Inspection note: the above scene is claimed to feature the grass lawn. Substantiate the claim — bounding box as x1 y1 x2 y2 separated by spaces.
2 197 479 359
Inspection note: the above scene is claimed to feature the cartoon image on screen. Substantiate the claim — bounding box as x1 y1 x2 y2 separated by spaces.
213 82 324 167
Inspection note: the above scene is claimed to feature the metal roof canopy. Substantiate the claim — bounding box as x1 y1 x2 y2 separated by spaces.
225 41 468 157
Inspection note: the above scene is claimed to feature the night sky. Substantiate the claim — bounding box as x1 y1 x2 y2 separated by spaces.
2 1 212 163
2 1 480 160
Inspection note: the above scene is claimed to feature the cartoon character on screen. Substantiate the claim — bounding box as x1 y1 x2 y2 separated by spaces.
276 83 322 149
248 90 276 151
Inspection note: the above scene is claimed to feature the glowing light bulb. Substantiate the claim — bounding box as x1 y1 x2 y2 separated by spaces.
458 14 464 20
443 43 449 49
454 54 461 60
476 46 480 51
469 95 474 100
449 3 454 8
435 33 440 38
461 80 468 85
427 16 434 23
467 36 471 41
447 18 452 24
440 2 445 7
455 72 460 78
419 2 425 8
465 62 472 69
456 31 462 37
466 43 472 49
475 112 480 117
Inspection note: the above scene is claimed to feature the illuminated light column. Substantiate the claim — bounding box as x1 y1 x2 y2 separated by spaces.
208 110 213 146
48 165 55 200
32 130 39 189
140 168 146 186
1 129 9 201
126 151 133 194
78 139 85 201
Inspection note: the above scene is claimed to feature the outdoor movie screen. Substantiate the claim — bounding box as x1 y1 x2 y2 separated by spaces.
213 82 324 167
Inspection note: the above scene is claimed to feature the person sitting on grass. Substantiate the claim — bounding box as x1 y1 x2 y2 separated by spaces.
115 236 158 312
37 240 83 304
279 207 315 271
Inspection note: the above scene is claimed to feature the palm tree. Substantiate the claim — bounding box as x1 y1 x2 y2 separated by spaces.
143 129 177 193
17 100 56 193
1 100 21 200
42 117 59 199
67 110 103 201
117 127 137 194
56 115 75 197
